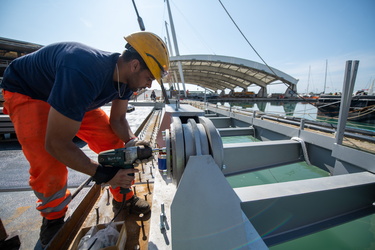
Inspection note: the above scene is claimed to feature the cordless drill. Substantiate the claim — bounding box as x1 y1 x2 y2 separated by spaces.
98 145 154 194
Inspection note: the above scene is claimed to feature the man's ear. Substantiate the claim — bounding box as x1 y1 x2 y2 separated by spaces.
130 59 141 72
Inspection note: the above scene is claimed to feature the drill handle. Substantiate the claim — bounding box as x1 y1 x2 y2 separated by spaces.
120 164 135 194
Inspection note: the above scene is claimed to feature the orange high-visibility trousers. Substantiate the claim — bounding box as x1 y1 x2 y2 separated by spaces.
3 91 132 220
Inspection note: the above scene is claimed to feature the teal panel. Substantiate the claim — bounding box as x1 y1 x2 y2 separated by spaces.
221 135 260 144
270 214 375 250
226 162 330 188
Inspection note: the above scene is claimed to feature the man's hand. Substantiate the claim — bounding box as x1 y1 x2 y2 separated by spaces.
107 168 139 189
125 138 155 165
92 165 139 188
125 137 151 148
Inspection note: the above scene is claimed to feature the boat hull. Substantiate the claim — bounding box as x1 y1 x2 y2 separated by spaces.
315 95 375 122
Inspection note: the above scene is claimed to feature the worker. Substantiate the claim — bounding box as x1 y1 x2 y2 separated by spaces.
151 89 156 101
1 31 169 248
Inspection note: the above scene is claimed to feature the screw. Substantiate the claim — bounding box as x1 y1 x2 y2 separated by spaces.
150 166 154 178
140 220 147 240
106 188 110 206
161 203 165 215
95 207 99 225
160 213 165 231
139 214 147 241
147 179 152 194
160 203 166 231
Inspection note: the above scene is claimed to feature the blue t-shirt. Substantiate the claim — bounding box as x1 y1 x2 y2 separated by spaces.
1 42 133 121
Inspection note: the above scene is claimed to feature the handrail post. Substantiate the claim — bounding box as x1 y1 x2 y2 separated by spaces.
335 60 359 145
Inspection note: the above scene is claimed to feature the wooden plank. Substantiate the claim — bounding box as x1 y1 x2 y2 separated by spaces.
0 219 7 241
47 183 101 250
124 183 153 250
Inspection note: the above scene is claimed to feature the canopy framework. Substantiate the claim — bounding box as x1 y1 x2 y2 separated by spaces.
169 55 298 94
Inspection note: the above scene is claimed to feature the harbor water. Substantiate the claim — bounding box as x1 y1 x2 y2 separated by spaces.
221 135 375 249
215 101 375 133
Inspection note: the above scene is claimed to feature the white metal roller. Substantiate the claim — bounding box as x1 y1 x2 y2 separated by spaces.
167 116 224 185
187 119 203 155
165 129 172 179
196 123 209 156
182 122 195 163
198 116 224 169
182 119 210 162
170 117 185 185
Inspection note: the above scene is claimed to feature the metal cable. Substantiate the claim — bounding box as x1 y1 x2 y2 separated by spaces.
218 0 335 111
291 137 312 166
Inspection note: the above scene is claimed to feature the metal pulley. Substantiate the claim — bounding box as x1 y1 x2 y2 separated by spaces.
161 116 224 185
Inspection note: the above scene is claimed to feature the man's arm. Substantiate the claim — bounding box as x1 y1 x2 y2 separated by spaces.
109 99 136 142
45 107 96 175
45 107 137 187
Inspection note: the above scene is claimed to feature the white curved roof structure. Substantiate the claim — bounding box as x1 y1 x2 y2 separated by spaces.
169 55 298 92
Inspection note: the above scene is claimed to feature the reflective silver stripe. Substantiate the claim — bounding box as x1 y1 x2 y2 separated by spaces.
34 184 71 213
34 183 68 204
38 194 72 214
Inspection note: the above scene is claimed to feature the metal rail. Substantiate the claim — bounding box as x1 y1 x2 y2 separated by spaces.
261 115 375 143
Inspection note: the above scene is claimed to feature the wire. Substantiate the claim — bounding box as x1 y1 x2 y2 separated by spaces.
111 194 126 222
169 0 216 55
218 0 273 75
347 105 375 120
218 0 328 109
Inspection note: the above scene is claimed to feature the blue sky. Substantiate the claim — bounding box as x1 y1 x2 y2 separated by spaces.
1 0 374 94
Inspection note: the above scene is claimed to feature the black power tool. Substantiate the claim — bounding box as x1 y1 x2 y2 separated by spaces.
98 145 154 193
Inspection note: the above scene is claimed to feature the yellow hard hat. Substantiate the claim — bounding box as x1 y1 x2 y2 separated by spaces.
124 32 170 84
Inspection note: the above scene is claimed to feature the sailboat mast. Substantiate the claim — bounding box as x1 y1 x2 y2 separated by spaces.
307 65 311 94
323 59 328 94
164 21 174 56
369 78 374 95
